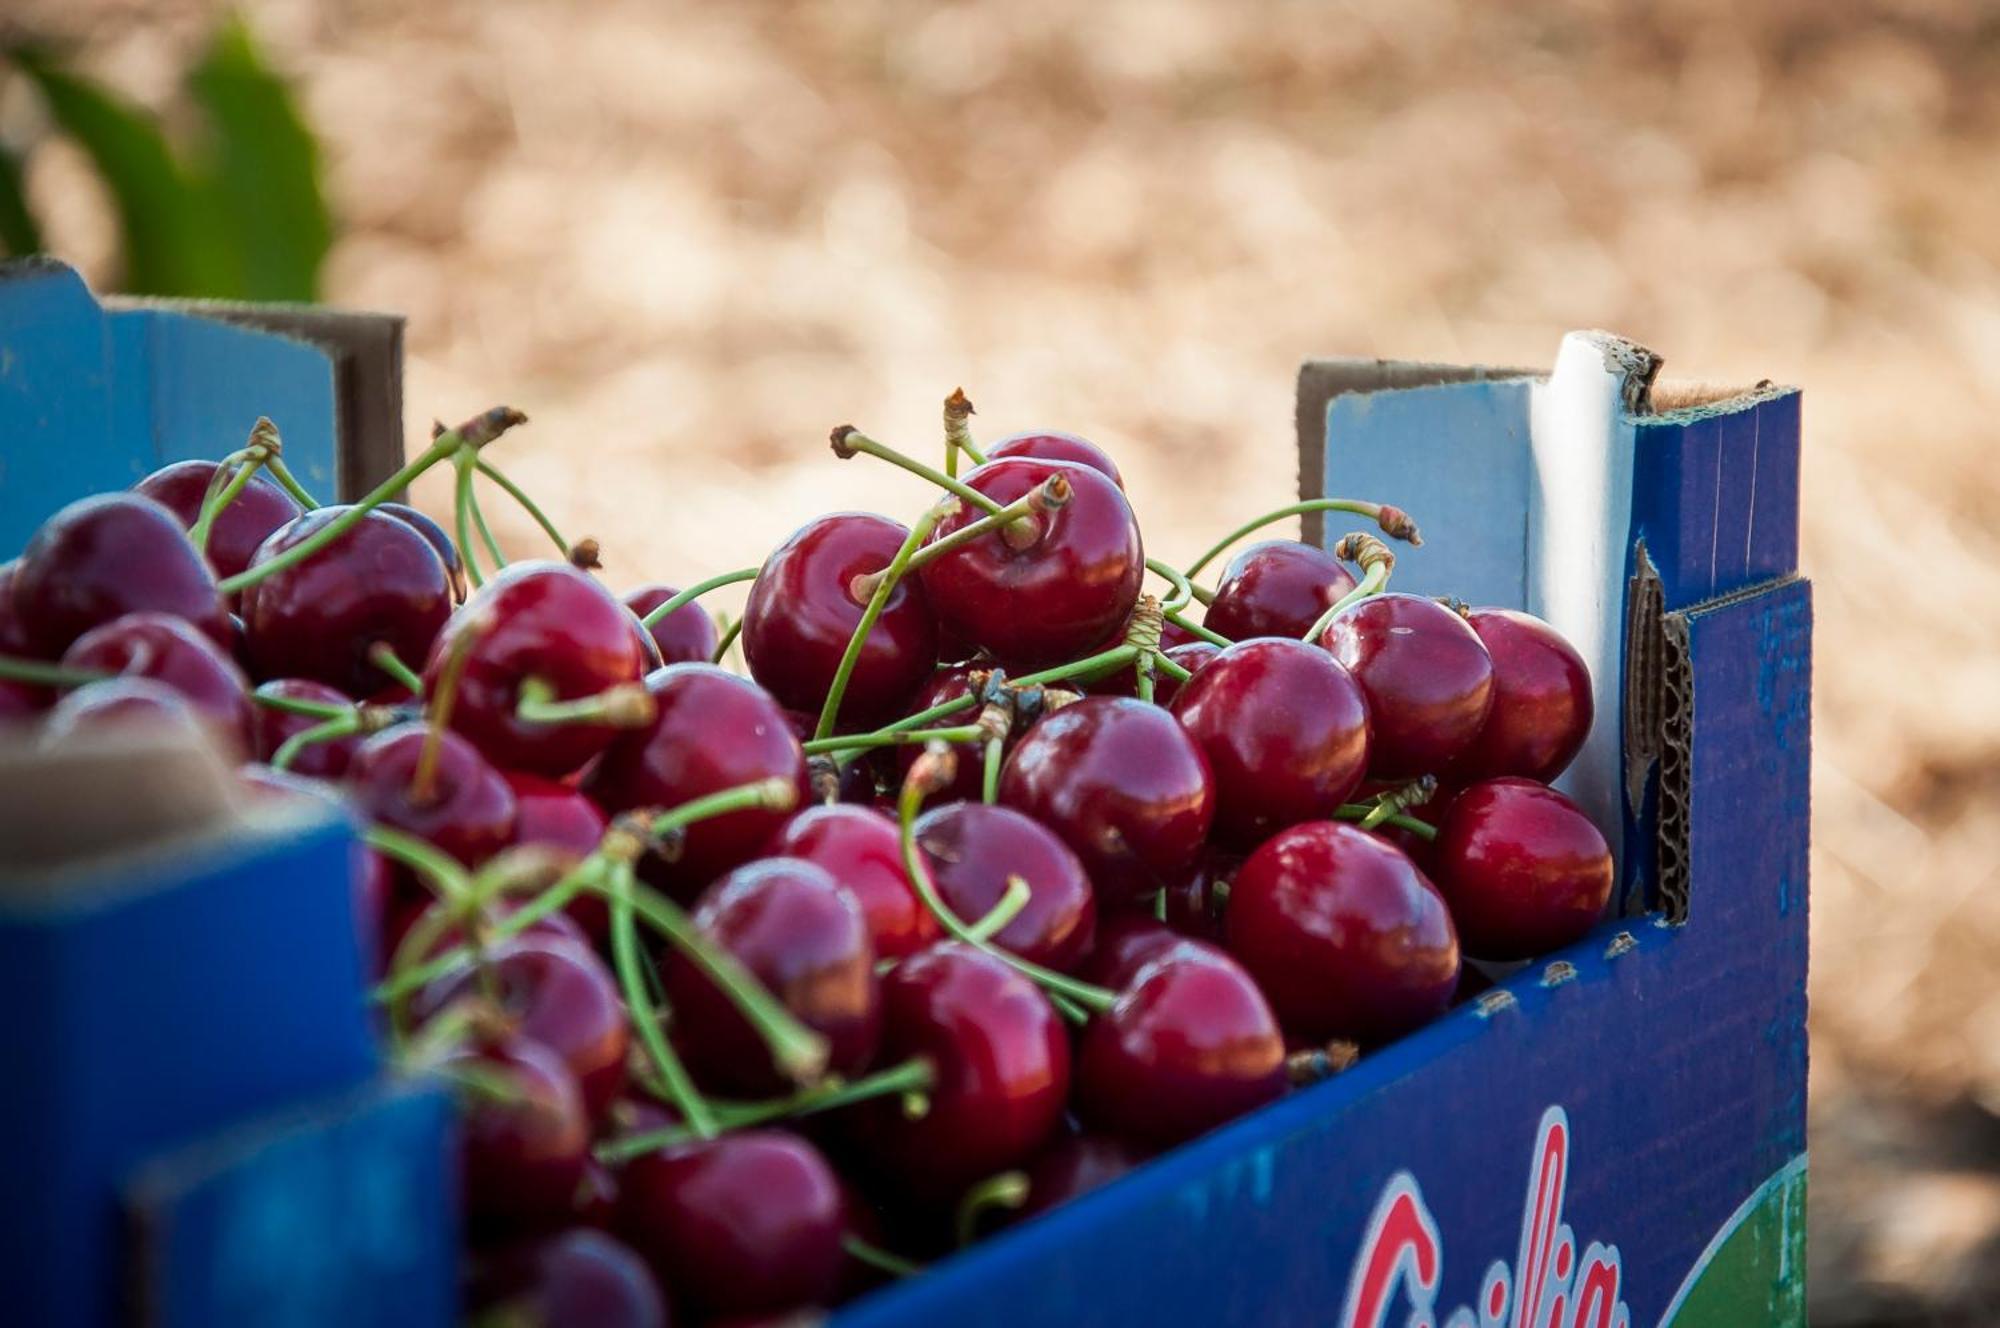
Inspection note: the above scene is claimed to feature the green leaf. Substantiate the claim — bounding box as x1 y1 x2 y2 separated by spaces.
7 46 236 296
186 15 331 302
0 143 40 256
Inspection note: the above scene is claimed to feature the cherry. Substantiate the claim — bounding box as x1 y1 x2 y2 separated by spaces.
912 801 1096 972
443 1034 591 1232
425 562 649 778
383 894 590 970
248 679 361 777
506 771 612 943
467 1228 667 1328
665 857 880 1096
1203 540 1357 642
36 677 211 748
985 431 1125 489
918 457 1144 670
764 804 938 961
573 1162 621 1230
347 721 517 868
622 583 719 666
1319 592 1494 780
1227 821 1459 1043
743 513 939 726
1170 638 1371 849
845 942 1068 1202
417 934 631 1117
1009 1133 1149 1225
0 678 42 722
1079 912 1183 990
1450 609 1593 783
240 506 453 696
1365 779 1459 875
134 459 302 587
1431 778 1613 960
1076 941 1286 1146
782 710 878 806
377 502 468 604
617 1131 846 1319
1162 847 1239 943
890 666 985 802
60 611 253 752
12 493 228 656
583 665 809 897
0 560 33 656
999 696 1215 904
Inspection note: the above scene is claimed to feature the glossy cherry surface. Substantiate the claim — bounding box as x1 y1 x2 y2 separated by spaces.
918 457 1144 670
985 431 1125 488
347 721 518 868
426 561 649 777
743 513 938 726
444 1034 591 1232
666 857 880 1096
618 1131 845 1319
377 502 467 604
1319 592 1494 780
1076 940 1287 1146
241 506 453 695
1203 539 1357 642
1227 820 1460 1043
999 696 1215 904
764 804 937 960
12 493 229 656
37 677 210 748
1451 609 1593 783
467 1228 667 1328
1431 777 1613 960
622 582 719 666
846 942 1069 1202
249 679 361 777
1170 638 1371 849
583 664 808 897
913 801 1096 971
61 611 253 751
135 459 303 588
505 770 612 942
1079 911 1184 990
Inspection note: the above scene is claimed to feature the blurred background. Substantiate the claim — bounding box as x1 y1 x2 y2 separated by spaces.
4 1 1997 1321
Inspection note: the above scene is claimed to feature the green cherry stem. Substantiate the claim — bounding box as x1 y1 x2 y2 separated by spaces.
515 676 656 729
460 449 508 572
956 1171 1030 1247
710 616 743 665
373 855 606 1009
814 504 941 740
1300 532 1396 644
271 713 360 771
453 450 487 591
0 656 109 689
368 642 426 696
980 735 1005 803
411 612 487 804
648 776 798 840
189 454 266 553
640 568 760 629
596 1057 937 1162
898 480 1064 575
830 426 1004 516
1145 557 1203 614
474 457 568 556
608 858 719 1138
1151 652 1192 683
846 1235 927 1279
1334 802 1437 841
1183 497 1424 579
943 387 977 480
262 453 322 510
364 824 473 903
802 723 983 756
1165 610 1232 648
964 873 1031 943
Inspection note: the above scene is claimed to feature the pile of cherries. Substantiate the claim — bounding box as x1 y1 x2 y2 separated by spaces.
0 397 1612 1327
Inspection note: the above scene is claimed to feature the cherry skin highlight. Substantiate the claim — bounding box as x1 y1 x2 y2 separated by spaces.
622 583 719 666
37 676 215 749
986 430 1125 489
443 1034 592 1234
61 611 253 752
135 459 302 588
913 801 1097 972
1451 609 1593 783
1431 777 1613 960
1204 539 1358 642
764 804 938 960
13 493 229 656
1319 592 1494 780
376 503 467 604
347 721 517 869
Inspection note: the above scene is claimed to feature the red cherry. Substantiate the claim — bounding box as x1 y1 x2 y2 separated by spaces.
890 666 985 801
1170 638 1371 849
1451 609 1593 783
425 562 648 778
134 459 303 589
13 493 228 656
1227 821 1459 1043
377 503 468 604
443 1034 591 1232
0 559 34 656
506 771 612 943
241 506 453 695
1319 593 1494 779
617 1131 845 1320
622 583 719 666
845 943 1068 1202
347 721 518 868
1364 779 1459 875
913 801 1096 972
1203 540 1357 641
1079 911 1183 990
999 696 1215 904
986 431 1125 488
36 677 211 748
1076 941 1286 1146
249 679 360 777
665 857 880 1096
1010 1134 1149 1224
467 1228 667 1328
764 804 938 961
1431 778 1613 960
584 665 808 897
0 678 42 722
61 611 252 751
1162 847 1239 943
918 458 1144 670
572 1163 621 1230
383 894 589 971
418 934 631 1117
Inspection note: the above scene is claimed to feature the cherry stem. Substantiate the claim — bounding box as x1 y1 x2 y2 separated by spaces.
846 1235 927 1279
596 1057 937 1162
640 568 759 628
814 645 1139 756
956 1171 1030 1247
189 453 266 553
219 406 526 595
1359 775 1438 830
814 505 941 740
607 858 720 1138
368 642 426 696
453 450 488 591
364 824 473 902
1166 609 1232 648
1335 802 1436 841
648 776 798 840
474 457 568 556
461 451 508 572
262 454 321 510
894 480 1064 577
710 615 743 665
830 427 1004 516
1134 653 1156 703
515 676 656 729
981 735 1005 802
0 656 109 688
1301 536 1395 643
1145 558 1203 614
1183 497 1424 579
942 387 977 481
249 689 352 721
412 615 486 805
964 873 1031 942
1152 653 1191 683
271 712 358 771
802 723 983 756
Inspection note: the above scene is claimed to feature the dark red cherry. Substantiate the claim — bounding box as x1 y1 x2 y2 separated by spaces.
37 677 212 748
506 771 612 943
61 611 252 751
986 431 1125 489
845 943 1068 1202
617 1131 845 1319
764 804 938 960
1162 847 1239 943
891 666 985 802
781 710 878 806
1077 941 1286 1146
999 696 1214 904
1432 778 1613 960
1364 779 1459 875
918 457 1144 670
135 459 303 589
376 502 467 604
0 678 42 722
1011 1134 1150 1224
467 1228 667 1328
426 562 649 778
417 934 630 1117
383 894 589 971
665 857 880 1096
443 1034 591 1232
13 493 228 656
743 513 939 727
622 583 719 666
1319 593 1494 779
1227 821 1459 1043
1203 540 1357 641
913 801 1096 972
1170 638 1371 849
347 721 517 868
1079 912 1183 990
241 506 453 695
0 559 34 656
573 1163 621 1230
1451 609 1593 783
583 665 808 897
248 679 360 777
